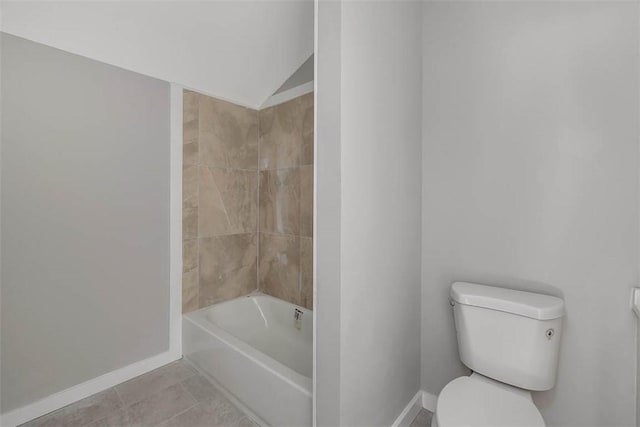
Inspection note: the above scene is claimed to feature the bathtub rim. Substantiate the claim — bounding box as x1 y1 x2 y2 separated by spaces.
183 294 313 397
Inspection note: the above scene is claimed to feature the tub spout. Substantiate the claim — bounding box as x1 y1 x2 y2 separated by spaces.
294 308 303 330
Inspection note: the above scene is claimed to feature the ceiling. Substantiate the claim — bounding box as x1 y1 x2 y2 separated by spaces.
0 1 314 108
273 54 313 95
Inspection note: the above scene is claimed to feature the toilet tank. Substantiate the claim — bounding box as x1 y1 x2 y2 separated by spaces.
451 282 565 391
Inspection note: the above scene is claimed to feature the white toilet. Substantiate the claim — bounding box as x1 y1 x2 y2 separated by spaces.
433 282 565 427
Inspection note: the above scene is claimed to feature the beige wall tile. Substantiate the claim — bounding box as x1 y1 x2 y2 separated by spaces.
183 89 313 312
183 165 198 203
259 168 300 235
184 139 199 166
199 166 257 237
259 97 303 170
183 206 198 240
182 165 198 239
300 93 314 166
299 165 313 238
199 96 258 170
182 268 199 313
183 91 199 142
184 91 199 166
199 234 257 307
259 92 313 170
259 233 300 305
299 236 313 310
183 239 198 273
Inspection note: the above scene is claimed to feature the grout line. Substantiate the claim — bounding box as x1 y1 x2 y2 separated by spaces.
259 230 313 239
200 165 260 173
112 386 126 409
159 399 198 426
258 164 314 173
298 235 303 305
194 96 201 311
196 232 256 239
257 114 261 294
178 377 200 404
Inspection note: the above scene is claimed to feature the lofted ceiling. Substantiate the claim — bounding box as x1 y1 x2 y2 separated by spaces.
0 0 314 108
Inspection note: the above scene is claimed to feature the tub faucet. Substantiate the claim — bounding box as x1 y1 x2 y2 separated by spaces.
294 308 303 330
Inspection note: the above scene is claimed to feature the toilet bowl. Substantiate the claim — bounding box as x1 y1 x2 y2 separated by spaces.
432 373 544 427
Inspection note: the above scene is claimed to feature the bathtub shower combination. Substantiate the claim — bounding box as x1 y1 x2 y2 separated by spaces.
183 294 313 426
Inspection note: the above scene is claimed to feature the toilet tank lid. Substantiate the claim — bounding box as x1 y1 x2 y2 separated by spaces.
451 282 565 320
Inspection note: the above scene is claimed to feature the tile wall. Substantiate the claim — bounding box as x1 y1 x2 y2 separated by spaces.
182 90 313 313
258 93 314 309
182 91 259 312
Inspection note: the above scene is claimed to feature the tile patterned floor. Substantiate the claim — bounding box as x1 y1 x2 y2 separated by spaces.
410 409 433 427
21 360 258 427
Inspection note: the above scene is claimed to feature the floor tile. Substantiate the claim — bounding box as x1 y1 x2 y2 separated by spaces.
123 383 196 426
410 409 433 427
114 360 197 405
234 415 259 427
201 397 245 426
20 363 249 427
22 389 121 427
89 408 135 427
182 374 225 403
163 404 217 427
163 396 243 427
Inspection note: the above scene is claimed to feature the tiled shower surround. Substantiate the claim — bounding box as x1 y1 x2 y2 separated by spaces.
182 90 313 313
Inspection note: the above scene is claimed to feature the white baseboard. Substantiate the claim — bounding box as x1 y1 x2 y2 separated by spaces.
391 390 439 427
422 391 438 412
391 390 426 427
0 351 179 427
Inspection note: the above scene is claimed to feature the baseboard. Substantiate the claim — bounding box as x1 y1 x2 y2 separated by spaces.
391 390 424 427
0 350 179 427
390 390 439 427
422 391 438 412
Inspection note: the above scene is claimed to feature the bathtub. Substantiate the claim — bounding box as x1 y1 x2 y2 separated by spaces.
183 293 312 427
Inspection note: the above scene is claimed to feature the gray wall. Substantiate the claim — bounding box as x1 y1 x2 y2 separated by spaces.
339 2 422 423
315 1 423 424
1 34 170 412
421 3 638 426
315 0 342 424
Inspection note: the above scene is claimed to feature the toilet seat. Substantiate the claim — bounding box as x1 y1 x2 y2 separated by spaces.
435 374 545 427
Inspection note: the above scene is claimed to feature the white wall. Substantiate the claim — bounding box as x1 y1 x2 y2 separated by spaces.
422 3 638 426
0 1 312 108
1 34 171 413
314 0 342 424
316 1 423 425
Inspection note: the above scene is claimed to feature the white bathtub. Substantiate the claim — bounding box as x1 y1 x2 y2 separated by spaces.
183 293 312 427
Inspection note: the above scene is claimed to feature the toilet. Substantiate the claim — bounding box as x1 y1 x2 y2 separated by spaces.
433 282 565 427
